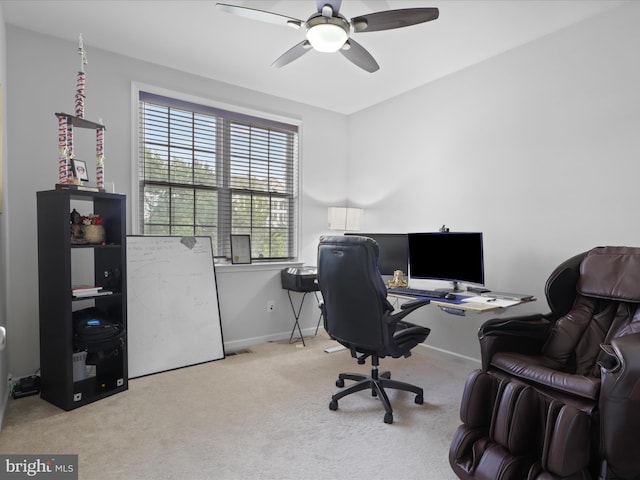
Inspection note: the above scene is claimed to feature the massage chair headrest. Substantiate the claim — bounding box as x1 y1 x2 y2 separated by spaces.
578 246 640 302
545 246 640 317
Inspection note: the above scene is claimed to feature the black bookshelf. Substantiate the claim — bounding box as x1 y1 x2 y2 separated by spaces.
36 189 127 410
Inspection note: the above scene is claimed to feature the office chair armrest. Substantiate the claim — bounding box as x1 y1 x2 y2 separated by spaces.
399 298 431 310
386 298 431 328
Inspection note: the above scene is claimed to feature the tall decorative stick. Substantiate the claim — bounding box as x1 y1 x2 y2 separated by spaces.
75 34 88 118
58 115 68 184
96 121 105 190
66 117 74 182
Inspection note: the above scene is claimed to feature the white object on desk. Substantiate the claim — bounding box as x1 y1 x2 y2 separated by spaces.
481 291 534 301
462 296 520 308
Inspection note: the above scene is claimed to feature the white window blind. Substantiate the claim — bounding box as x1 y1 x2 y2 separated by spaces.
138 91 299 261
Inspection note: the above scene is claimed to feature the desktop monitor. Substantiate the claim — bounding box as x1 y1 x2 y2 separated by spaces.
408 232 484 291
345 233 408 276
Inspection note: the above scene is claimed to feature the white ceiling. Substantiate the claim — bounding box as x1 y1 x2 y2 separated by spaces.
1 0 627 114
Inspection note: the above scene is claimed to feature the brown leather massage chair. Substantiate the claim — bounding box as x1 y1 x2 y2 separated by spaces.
449 246 640 480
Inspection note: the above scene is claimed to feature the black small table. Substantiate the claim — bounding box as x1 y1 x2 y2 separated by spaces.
281 267 323 346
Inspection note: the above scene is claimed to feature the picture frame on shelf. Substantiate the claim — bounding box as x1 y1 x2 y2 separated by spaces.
71 159 89 181
230 234 251 264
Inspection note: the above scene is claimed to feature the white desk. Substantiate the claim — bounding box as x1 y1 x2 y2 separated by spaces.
387 292 535 315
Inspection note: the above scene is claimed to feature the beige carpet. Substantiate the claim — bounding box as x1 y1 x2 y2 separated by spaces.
0 332 477 480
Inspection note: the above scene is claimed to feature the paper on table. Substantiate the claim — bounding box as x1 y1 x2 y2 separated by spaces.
462 296 520 308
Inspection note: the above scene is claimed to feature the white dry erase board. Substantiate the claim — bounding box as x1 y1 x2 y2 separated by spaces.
127 236 224 378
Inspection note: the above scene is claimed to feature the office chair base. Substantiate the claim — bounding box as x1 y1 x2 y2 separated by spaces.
335 370 390 388
329 370 424 424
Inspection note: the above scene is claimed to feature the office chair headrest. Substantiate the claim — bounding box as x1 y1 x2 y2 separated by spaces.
319 234 379 251
318 235 381 261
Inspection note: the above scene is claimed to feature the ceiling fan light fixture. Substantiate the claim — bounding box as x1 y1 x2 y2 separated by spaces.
217 2 439 73
305 16 349 53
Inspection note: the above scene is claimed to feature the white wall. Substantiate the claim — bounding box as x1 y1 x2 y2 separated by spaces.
4 26 347 378
0 3 9 418
347 2 640 357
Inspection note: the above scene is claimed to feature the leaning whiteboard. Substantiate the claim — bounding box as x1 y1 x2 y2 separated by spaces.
127 236 224 378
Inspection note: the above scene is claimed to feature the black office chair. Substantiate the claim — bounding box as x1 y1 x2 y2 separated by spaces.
317 235 432 424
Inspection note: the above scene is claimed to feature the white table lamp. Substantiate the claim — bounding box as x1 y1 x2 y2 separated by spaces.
328 207 363 231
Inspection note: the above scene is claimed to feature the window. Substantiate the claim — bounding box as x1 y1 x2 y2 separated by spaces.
138 91 299 262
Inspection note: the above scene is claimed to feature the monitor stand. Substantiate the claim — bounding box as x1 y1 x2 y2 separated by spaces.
437 281 464 293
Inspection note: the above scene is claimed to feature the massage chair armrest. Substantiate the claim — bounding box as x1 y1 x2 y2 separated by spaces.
599 333 640 395
478 313 552 372
599 333 640 474
479 313 552 338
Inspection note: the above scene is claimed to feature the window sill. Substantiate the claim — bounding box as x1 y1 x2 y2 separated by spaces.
214 261 303 273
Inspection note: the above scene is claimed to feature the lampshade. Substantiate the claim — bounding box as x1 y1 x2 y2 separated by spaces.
306 16 349 53
328 207 363 231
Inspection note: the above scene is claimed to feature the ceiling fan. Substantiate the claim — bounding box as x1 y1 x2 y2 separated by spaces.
216 1 439 73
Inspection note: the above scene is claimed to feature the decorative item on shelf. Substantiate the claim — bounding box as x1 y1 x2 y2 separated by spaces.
388 270 408 288
76 34 87 119
70 208 87 244
96 120 105 190
57 113 75 185
54 34 107 192
71 159 89 183
230 234 252 264
58 115 69 185
82 213 106 244
66 115 74 182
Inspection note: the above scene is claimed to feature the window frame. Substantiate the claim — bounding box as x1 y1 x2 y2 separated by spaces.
131 83 301 263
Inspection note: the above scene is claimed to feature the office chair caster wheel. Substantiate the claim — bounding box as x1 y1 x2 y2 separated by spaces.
415 394 423 405
336 378 344 388
384 412 393 424
329 399 338 411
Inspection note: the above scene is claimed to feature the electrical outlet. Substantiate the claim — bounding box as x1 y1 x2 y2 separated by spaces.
267 300 275 312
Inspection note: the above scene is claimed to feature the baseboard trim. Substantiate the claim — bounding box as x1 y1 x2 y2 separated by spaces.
223 326 321 353
0 389 8 432
224 329 481 365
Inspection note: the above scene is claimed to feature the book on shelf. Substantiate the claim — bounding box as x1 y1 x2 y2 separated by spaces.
83 290 113 297
72 285 105 297
73 290 114 298
73 285 102 293
55 183 103 192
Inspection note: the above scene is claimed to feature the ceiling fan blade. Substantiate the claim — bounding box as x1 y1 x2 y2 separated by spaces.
316 0 342 16
216 3 303 29
351 8 439 33
271 40 313 68
339 39 379 73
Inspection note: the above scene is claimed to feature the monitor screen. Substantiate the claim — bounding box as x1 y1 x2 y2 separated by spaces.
345 233 408 276
408 232 484 287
